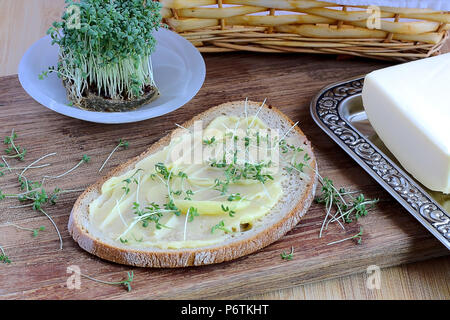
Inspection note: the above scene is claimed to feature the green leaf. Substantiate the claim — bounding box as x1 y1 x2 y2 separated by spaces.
0 254 11 264
281 247 294 261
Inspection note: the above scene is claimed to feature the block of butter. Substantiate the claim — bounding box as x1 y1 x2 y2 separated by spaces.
362 53 450 194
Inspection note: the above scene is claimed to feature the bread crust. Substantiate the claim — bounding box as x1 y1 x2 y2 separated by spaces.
68 101 318 267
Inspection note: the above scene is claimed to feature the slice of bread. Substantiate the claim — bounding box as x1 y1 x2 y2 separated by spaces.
68 101 318 267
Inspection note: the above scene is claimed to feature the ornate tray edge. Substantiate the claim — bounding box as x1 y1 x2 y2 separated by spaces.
310 75 450 250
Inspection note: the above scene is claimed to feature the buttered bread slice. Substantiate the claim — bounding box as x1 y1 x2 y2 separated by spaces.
68 101 318 267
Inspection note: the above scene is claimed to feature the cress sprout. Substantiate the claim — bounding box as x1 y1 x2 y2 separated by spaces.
41 0 162 110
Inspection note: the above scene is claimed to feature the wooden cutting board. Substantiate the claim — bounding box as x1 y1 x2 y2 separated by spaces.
0 52 448 299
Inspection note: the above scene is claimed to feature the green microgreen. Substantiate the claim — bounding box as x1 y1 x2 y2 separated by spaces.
184 189 194 200
82 155 91 163
33 226 46 237
99 139 130 173
327 227 364 246
155 163 171 180
279 139 289 154
0 185 84 250
80 271 134 292
211 220 232 234
121 169 143 195
202 136 216 146
0 130 94 259
131 201 170 230
43 154 90 181
0 254 11 264
304 153 311 162
42 0 162 104
313 172 378 244
221 204 236 217
214 178 229 195
171 190 182 196
244 136 250 147
164 199 181 217
177 171 188 179
281 141 310 175
210 160 274 196
119 201 177 240
280 246 294 261
9 223 45 238
3 129 26 161
291 162 305 173
227 193 241 202
18 176 43 192
187 207 199 222
0 246 11 264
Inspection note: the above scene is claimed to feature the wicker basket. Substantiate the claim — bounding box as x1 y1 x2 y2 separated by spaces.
160 0 450 61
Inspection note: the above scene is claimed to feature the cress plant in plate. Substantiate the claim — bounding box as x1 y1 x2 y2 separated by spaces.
40 0 162 112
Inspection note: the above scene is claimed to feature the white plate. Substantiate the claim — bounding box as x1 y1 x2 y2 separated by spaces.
18 28 205 124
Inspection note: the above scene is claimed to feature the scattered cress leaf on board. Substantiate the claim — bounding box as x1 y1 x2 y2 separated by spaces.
0 129 94 258
99 139 130 173
281 247 294 261
314 174 378 245
80 271 135 292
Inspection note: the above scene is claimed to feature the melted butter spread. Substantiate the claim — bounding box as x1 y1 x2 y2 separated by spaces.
89 115 308 249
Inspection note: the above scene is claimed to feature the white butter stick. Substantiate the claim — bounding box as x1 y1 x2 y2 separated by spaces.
362 53 450 194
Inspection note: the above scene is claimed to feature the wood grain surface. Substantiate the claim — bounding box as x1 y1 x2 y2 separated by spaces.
0 0 66 76
0 0 449 300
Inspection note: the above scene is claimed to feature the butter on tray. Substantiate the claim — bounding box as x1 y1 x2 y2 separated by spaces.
362 53 450 194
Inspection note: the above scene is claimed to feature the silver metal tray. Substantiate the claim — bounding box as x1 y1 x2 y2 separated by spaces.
310 76 450 250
